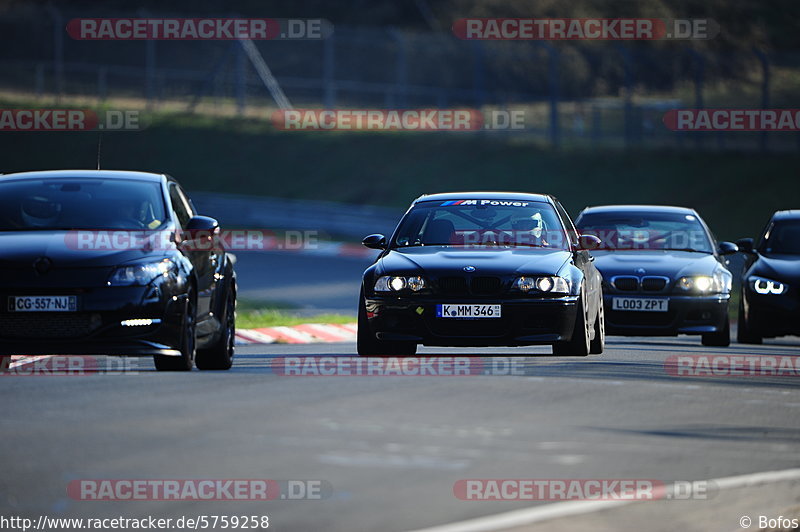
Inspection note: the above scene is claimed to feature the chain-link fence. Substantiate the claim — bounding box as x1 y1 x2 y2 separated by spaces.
2 5 799 151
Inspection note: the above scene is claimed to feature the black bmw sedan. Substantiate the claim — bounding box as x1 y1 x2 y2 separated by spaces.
575 205 737 346
0 170 236 371
358 192 604 356
736 210 800 343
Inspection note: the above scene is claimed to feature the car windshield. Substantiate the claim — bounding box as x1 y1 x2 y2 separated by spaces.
0 178 167 231
392 199 569 250
762 220 800 255
576 210 714 253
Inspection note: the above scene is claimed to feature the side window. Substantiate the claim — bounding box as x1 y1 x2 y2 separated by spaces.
553 200 579 247
169 184 192 229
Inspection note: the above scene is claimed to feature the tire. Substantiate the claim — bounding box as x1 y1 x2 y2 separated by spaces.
589 298 605 355
0 356 10 372
154 287 196 371
552 290 590 356
702 314 731 347
196 286 236 370
736 296 762 344
357 289 417 357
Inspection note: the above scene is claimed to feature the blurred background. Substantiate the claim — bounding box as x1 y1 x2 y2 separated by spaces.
0 0 799 242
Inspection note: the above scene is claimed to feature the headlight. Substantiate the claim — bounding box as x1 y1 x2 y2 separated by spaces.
374 275 427 292
108 259 175 286
676 272 726 294
750 276 787 295
515 276 570 294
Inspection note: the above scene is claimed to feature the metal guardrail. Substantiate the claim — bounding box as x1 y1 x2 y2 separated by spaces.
189 192 405 239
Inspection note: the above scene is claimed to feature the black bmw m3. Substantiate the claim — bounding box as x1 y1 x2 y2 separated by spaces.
0 170 237 371
358 192 605 356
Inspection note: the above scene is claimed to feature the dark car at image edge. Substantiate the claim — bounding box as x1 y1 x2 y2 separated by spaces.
0 170 237 371
736 209 800 343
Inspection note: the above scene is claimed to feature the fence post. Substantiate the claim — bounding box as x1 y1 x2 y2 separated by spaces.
140 9 156 110
235 40 246 115
615 45 634 148
753 48 770 152
471 40 486 108
390 29 409 108
688 50 705 150
35 63 45 99
47 5 64 102
97 67 107 102
323 32 336 109
534 43 559 148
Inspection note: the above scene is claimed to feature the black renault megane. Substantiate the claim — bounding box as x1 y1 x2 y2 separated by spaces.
0 170 237 371
574 205 737 346
358 192 605 356
736 210 800 343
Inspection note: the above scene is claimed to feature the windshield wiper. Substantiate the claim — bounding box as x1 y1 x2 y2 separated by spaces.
661 247 711 253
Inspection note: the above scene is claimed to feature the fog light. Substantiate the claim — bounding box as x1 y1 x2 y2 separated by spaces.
121 319 161 327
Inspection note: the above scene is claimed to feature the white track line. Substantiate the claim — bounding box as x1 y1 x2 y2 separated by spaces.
406 468 800 532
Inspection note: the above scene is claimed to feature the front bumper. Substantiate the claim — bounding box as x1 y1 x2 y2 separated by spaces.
744 289 800 338
365 295 579 347
604 294 729 336
0 287 187 356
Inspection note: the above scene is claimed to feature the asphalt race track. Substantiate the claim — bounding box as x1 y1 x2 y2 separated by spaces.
2 252 798 532
233 250 374 314
2 337 799 532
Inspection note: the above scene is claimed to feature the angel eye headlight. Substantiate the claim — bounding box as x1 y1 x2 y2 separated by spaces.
515 277 537 292
751 276 787 295
677 275 722 293
374 275 427 292
515 276 570 294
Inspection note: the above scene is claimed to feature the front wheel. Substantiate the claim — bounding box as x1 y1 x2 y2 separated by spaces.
589 298 605 355
0 356 10 372
196 286 236 370
702 314 731 347
553 292 590 356
154 288 196 371
736 297 762 344
357 290 417 357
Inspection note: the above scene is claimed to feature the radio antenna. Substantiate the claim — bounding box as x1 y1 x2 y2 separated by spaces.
96 132 103 170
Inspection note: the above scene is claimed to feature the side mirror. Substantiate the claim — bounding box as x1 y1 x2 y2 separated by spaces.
717 241 739 255
578 234 602 251
184 215 220 241
362 234 387 250
735 238 755 254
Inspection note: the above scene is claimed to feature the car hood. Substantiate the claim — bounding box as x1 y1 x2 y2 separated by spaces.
378 247 571 276
590 250 722 277
0 230 171 269
751 253 800 283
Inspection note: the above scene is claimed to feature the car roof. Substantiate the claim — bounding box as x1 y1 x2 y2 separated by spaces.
579 204 697 215
771 210 800 221
414 191 552 203
0 170 167 183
